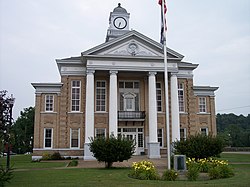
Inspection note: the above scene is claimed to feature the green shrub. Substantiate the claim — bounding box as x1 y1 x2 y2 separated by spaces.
51 152 63 160
208 164 234 179
0 165 13 187
186 163 199 181
42 152 63 160
174 134 224 159
42 153 52 160
89 135 135 168
129 160 159 180
162 169 178 181
68 160 78 167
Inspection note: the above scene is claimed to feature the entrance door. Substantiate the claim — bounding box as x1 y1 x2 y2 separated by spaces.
119 127 144 155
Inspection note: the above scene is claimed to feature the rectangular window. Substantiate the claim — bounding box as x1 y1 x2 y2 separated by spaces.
157 129 163 147
156 83 162 112
201 127 208 136
178 83 185 112
45 95 54 112
180 128 187 141
96 81 106 112
95 128 106 138
199 97 207 113
70 128 80 148
71 80 81 112
44 128 53 149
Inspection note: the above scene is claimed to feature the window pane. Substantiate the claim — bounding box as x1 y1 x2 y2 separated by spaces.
96 81 106 112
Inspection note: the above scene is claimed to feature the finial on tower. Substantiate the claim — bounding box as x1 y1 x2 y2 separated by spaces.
118 3 121 7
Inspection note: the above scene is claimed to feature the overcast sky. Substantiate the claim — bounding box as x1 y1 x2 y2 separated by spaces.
0 0 249 119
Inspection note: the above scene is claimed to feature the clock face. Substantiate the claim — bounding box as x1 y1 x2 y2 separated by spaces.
113 17 127 29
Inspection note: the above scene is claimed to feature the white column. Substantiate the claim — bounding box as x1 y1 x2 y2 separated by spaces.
109 70 118 137
171 73 180 142
148 71 160 158
84 70 95 160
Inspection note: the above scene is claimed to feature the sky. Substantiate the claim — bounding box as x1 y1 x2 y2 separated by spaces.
0 0 250 119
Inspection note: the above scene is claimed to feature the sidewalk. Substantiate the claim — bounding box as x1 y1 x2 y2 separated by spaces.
77 155 169 171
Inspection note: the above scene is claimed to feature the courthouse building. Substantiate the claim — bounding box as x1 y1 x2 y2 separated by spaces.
32 4 218 160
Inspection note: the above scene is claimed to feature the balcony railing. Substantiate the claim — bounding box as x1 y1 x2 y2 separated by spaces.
118 111 146 121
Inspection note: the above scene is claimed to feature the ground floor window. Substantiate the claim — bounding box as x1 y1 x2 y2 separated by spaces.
95 128 106 138
70 128 80 148
180 128 187 141
157 129 163 147
44 128 53 149
200 127 208 136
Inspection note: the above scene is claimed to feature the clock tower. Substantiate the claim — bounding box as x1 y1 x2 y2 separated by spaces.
106 3 130 42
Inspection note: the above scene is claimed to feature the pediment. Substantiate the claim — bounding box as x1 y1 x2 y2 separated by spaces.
99 40 161 57
82 30 184 60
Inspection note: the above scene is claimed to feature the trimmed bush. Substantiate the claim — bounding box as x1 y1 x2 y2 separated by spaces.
42 153 52 160
89 135 135 168
162 169 178 181
129 160 159 180
174 134 224 159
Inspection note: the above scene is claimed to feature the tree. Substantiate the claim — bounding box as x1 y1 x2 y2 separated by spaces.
217 113 250 147
89 135 135 168
12 107 35 153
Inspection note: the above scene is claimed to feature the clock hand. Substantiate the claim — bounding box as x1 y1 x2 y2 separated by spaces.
118 22 121 27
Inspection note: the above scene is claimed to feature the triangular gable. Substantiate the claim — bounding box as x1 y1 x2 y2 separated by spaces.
81 30 184 60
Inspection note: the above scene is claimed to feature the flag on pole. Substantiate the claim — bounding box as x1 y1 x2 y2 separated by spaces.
158 0 167 44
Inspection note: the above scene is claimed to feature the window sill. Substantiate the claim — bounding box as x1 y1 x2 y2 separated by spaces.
41 112 57 114
68 112 83 114
197 112 211 115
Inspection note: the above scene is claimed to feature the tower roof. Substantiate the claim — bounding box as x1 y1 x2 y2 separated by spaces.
113 3 127 13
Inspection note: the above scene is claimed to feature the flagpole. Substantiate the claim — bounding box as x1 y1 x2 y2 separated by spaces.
161 0 171 170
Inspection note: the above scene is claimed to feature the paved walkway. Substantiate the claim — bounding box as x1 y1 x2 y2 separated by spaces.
77 155 169 171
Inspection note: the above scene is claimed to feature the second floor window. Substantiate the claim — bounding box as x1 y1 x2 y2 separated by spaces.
199 97 206 113
178 83 185 112
156 83 162 112
45 95 53 112
71 80 81 111
96 81 106 112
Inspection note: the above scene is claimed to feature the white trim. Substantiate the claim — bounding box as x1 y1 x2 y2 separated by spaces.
43 128 53 149
40 112 57 114
70 128 80 149
33 148 84 151
32 156 84 161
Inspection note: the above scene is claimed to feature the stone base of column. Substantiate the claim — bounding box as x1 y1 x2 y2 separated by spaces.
147 142 161 159
83 143 96 160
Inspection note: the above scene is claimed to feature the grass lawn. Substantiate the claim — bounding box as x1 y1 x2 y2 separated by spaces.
220 152 250 163
2 153 250 187
0 155 67 169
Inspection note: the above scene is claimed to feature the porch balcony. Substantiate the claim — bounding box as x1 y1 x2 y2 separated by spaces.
118 111 146 121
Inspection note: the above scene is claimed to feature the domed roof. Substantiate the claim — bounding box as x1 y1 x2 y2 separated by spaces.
113 3 127 13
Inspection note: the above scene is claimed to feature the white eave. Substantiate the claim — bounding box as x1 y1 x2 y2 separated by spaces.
31 83 63 94
193 86 219 96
